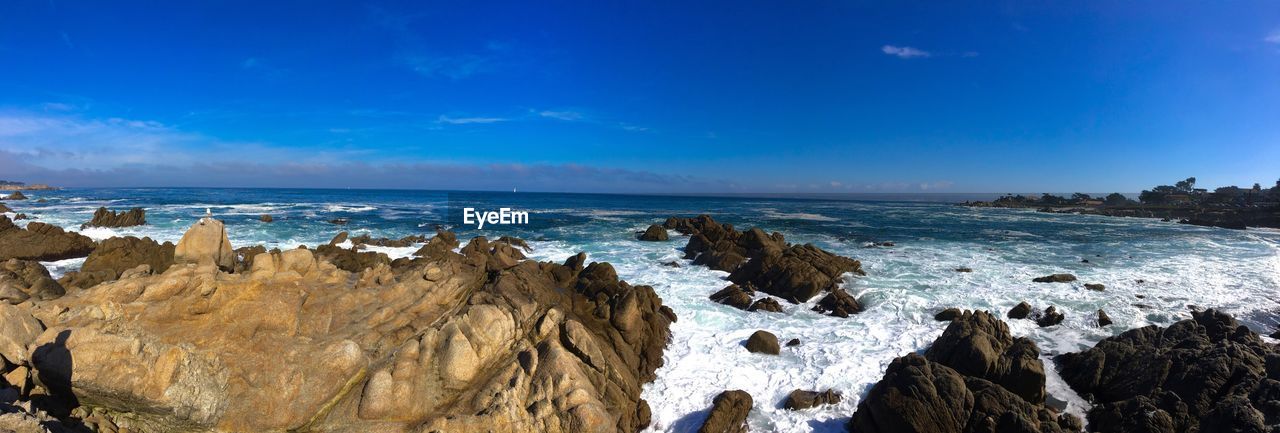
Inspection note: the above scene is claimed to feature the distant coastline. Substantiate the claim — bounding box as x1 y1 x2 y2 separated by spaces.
0 180 58 191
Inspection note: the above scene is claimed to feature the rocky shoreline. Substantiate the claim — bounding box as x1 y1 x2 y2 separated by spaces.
0 206 1276 432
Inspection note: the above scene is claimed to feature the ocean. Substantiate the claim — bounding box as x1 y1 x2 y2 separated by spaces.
7 187 1280 432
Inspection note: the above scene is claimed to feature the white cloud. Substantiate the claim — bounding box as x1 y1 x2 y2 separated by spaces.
435 115 509 125
1266 30 1280 44
538 110 586 121
881 45 931 59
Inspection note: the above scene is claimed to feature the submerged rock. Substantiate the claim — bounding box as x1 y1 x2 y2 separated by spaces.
637 224 668 241
812 288 863 317
82 207 146 228
0 215 95 262
745 330 780 355
1033 273 1077 283
747 297 783 313
1035 306 1065 327
783 389 841 410
258 214 273 223
698 390 752 433
1085 283 1106 291
1056 309 1276 433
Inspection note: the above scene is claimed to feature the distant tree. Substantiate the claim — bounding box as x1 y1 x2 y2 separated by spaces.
1039 193 1067 205
1103 193 1130 206
1175 177 1196 193
1253 183 1262 193
1071 193 1092 203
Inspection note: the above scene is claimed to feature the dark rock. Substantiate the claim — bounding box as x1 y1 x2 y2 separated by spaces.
934 307 962 321
329 231 349 246
232 245 267 273
259 214 273 223
329 217 349 225
315 243 391 273
709 284 754 310
1033 273 1077 283
637 224 669 241
4 191 27 200
811 288 863 318
745 330 779 355
1056 309 1274 433
782 389 841 410
13 213 28 220
1097 309 1113 327
698 390 752 433
0 216 95 261
1008 302 1033 320
1085 283 1106 291
1081 259 1090 263
747 297 783 313
786 338 800 347
0 203 10 213
349 233 428 248
60 236 175 290
0 258 65 303
82 207 146 228
661 261 681 268
926 310 1047 404
955 267 973 273
1035 306 1065 327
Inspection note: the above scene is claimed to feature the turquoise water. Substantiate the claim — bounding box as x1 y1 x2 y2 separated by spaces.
6 188 1280 432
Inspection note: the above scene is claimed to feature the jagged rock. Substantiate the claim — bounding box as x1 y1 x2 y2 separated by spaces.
745 330 779 355
59 236 175 290
747 297 783 313
1057 310 1280 433
850 311 1080 433
637 224 668 241
935 307 962 321
698 390 752 433
786 338 800 347
661 261 680 268
413 230 459 259
1033 273 1077 283
811 288 863 318
709 284 754 310
82 207 146 228
0 216 95 261
258 214 273 223
349 233 428 248
666 215 863 304
25 225 674 432
315 243 391 273
1085 283 1105 291
782 389 841 410
173 217 234 269
1008 302 1033 320
1035 306 1065 327
1097 309 1113 327
0 259 64 304
12 213 27 220
925 310 1047 403
4 191 27 200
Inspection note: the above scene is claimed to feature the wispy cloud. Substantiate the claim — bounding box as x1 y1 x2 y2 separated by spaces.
537 110 586 121
402 53 496 80
435 114 509 125
60 32 74 49
881 45 931 59
1266 30 1280 44
240 57 287 78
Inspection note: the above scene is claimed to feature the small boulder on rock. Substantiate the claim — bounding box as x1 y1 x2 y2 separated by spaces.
637 224 669 241
744 330 780 355
173 216 235 269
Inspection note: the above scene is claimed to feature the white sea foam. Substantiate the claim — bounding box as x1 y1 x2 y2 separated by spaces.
41 257 86 279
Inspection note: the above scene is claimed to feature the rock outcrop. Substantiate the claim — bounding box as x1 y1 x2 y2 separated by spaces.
82 207 146 228
665 215 863 309
0 260 65 304
4 191 27 200
637 224 668 241
744 330 779 355
709 284 754 310
1056 309 1278 433
173 217 234 269
15 220 674 433
698 390 752 433
58 236 175 290
782 389 841 411
1033 273 1077 283
849 310 1079 433
0 216 95 262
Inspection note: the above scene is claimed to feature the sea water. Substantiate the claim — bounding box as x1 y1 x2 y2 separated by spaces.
6 188 1280 432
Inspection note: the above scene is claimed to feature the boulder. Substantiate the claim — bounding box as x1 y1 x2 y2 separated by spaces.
173 217 235 269
698 390 752 433
0 259 65 304
786 338 801 347
1056 309 1277 433
637 224 668 241
0 216 95 261
60 236 175 290
82 207 146 228
747 297 783 313
782 389 842 410
22 231 674 433
258 214 273 223
709 284 754 310
811 288 863 318
1033 273 1077 283
1085 283 1105 291
0 304 43 364
1096 309 1112 327
745 330 780 355
5 191 27 200
1008 302 1033 320
934 307 962 321
1035 306 1065 327
925 310 1047 404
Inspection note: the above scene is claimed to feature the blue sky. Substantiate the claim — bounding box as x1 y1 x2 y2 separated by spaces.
1 1 1278 193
